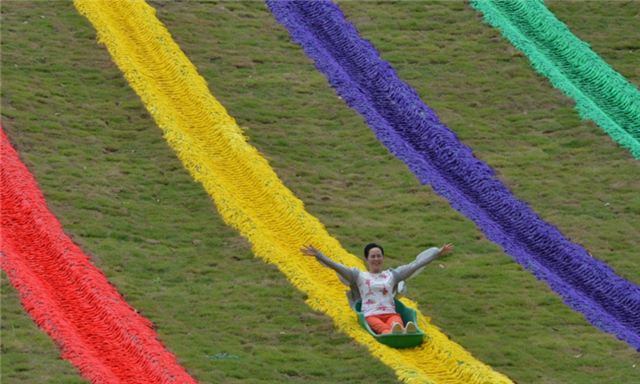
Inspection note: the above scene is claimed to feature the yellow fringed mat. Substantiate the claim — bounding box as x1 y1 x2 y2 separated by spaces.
73 1 513 383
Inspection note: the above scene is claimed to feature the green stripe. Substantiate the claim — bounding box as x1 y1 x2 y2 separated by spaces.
470 0 640 159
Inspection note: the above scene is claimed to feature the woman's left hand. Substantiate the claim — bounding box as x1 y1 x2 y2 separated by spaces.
439 243 454 256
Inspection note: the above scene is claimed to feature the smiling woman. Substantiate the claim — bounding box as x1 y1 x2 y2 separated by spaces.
301 243 454 335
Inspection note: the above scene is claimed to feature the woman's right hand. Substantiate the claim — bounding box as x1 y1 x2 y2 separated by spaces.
300 244 320 257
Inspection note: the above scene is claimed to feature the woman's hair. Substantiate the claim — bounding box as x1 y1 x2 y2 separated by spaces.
364 243 384 259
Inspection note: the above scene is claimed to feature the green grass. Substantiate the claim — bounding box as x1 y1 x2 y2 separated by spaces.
1 1 639 383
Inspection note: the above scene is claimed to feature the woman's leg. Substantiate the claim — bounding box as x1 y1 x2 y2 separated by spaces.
366 314 392 334
384 313 404 331
366 313 404 334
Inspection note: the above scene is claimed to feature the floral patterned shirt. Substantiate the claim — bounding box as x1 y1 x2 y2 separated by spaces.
358 271 397 317
314 247 441 313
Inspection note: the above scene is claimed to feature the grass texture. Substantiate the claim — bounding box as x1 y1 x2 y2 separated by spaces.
71 1 512 383
471 0 640 158
265 0 640 350
1 1 639 383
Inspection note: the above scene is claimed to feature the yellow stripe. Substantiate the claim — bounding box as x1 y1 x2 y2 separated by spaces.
73 1 512 383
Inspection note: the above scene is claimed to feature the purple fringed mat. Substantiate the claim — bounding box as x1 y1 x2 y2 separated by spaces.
265 0 640 351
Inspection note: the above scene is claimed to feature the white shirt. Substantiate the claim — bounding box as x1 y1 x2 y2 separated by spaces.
314 247 441 311
358 271 397 317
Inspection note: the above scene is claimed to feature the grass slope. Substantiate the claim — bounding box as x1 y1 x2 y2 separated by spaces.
1 1 638 383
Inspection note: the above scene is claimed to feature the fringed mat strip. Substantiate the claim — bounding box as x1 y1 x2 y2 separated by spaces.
0 126 198 384
264 0 640 351
73 1 514 383
470 0 640 159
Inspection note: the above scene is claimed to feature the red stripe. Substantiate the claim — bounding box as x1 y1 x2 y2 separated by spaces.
0 126 197 384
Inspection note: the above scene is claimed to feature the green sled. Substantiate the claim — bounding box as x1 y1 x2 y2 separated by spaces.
354 298 425 349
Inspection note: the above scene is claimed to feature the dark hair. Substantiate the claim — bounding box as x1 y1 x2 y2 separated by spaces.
364 243 384 259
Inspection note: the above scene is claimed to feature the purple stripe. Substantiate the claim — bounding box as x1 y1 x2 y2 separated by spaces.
265 0 640 351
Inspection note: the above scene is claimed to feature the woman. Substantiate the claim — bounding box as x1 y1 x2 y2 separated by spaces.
300 242 454 335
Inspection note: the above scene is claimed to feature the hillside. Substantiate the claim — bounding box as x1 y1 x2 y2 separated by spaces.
1 1 639 383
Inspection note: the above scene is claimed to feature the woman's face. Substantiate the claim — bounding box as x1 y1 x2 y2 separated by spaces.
366 247 384 273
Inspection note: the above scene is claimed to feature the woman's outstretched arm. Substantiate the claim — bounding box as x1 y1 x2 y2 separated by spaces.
394 243 454 280
300 244 354 283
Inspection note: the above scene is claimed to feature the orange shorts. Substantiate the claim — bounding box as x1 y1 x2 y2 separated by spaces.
365 312 403 335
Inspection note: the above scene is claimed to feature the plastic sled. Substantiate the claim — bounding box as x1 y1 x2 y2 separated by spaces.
354 298 425 348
